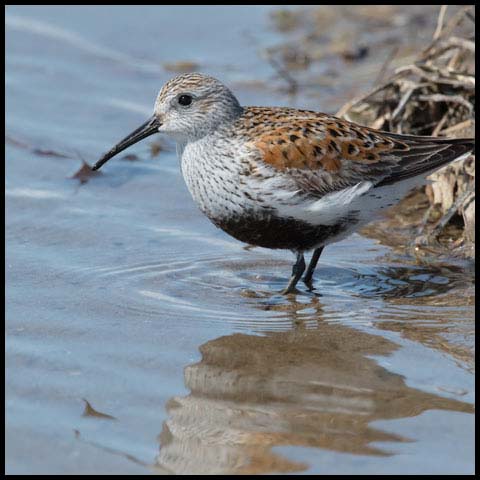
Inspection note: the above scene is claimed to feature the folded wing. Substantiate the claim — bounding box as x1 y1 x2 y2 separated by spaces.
246 107 474 196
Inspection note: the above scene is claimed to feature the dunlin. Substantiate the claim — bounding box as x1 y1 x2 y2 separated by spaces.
93 73 474 294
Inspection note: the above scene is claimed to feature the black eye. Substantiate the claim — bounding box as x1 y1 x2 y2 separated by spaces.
178 94 193 106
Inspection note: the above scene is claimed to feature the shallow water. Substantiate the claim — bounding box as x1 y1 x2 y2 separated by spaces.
6 5 475 475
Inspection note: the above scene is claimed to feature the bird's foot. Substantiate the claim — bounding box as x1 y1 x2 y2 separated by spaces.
303 277 316 292
280 285 300 295
280 252 306 295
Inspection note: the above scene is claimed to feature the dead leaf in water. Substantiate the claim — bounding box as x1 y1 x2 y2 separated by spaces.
121 153 139 162
6 134 70 158
163 61 199 73
150 141 164 157
341 45 369 62
33 148 71 158
150 139 174 157
5 134 30 149
81 398 117 420
70 160 103 184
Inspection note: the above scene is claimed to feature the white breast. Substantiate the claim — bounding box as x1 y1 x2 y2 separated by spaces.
178 136 252 219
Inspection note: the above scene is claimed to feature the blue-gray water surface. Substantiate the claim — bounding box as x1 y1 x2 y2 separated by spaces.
6 5 475 475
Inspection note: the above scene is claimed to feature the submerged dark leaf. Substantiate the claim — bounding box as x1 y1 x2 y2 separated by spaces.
150 140 165 157
341 45 369 62
70 161 103 184
81 398 117 420
33 148 71 158
163 61 199 73
121 153 139 161
5 134 30 149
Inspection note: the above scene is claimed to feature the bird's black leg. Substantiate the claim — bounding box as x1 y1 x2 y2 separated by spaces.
281 252 306 295
303 246 324 291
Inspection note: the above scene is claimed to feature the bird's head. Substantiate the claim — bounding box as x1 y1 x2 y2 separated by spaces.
92 73 242 171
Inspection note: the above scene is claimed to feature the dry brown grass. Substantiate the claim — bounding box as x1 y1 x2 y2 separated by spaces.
337 5 475 258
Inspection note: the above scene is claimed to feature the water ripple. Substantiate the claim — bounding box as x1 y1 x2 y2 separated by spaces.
71 250 473 333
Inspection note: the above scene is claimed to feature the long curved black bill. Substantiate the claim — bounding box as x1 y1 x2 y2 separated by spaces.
92 115 161 171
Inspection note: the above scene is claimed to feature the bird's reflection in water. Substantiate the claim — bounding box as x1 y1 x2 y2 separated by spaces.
155 297 473 475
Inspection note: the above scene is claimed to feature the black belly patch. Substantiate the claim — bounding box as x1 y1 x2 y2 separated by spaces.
211 210 357 251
